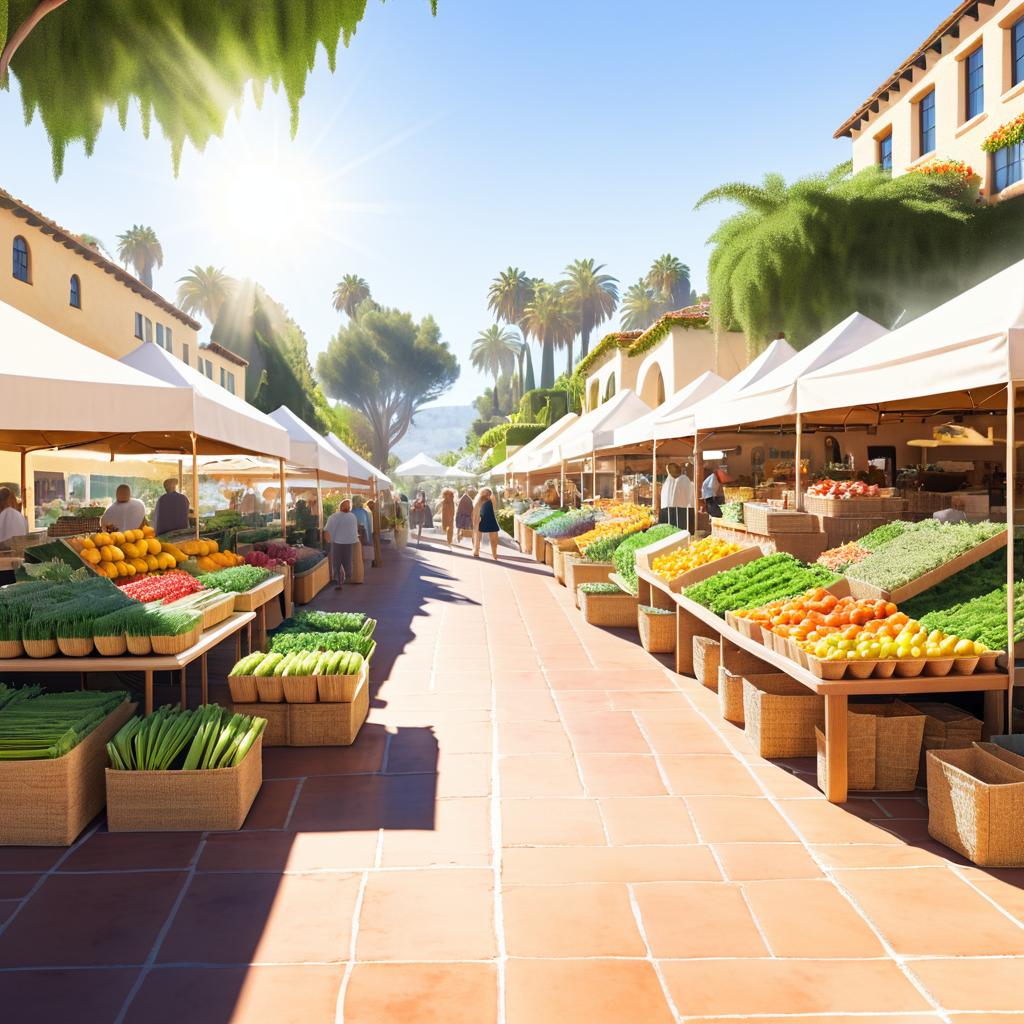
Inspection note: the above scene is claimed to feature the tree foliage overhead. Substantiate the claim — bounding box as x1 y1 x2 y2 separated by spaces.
176 265 236 325
317 305 459 469
695 162 1024 351
1 0 438 177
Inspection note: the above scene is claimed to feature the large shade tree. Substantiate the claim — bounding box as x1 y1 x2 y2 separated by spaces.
561 258 618 360
318 305 460 468
471 325 518 413
620 279 663 330
116 225 163 288
693 162 1017 350
332 274 371 318
521 281 575 387
176 265 236 325
0 0 438 176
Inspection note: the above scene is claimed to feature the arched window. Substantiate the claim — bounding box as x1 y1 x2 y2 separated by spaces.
69 274 81 308
12 236 29 283
603 373 616 402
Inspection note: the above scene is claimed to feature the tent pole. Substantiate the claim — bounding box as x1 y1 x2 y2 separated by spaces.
371 479 382 568
794 413 803 512
591 451 597 500
177 458 183 493
279 458 287 541
652 440 659 518
190 433 199 540
693 432 702 535
19 450 29 530
315 469 324 535
580 464 585 504
1007 381 1017 734
560 459 566 508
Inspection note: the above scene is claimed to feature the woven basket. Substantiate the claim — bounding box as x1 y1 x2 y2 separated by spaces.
721 645 774 678
567 560 614 609
743 503 817 533
977 740 1024 772
693 636 720 690
293 557 330 604
579 589 638 628
0 639 23 658
57 636 95 657
719 669 745 724
639 607 674 653
553 546 566 584
227 675 259 703
255 676 285 702
317 659 366 702
804 495 886 518
675 607 718 677
94 634 127 657
288 678 369 746
24 638 58 658
545 541 554 567
126 634 153 656
151 625 201 656
926 746 1024 866
282 677 319 703
200 593 236 630
908 701 983 785
743 674 824 758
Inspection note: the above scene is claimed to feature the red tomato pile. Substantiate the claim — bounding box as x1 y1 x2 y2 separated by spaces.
807 479 880 499
115 570 205 604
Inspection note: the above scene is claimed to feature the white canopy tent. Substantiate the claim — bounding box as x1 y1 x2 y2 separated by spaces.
444 465 475 480
395 452 451 477
531 390 651 470
325 433 392 490
504 412 579 474
612 371 726 450
268 406 349 480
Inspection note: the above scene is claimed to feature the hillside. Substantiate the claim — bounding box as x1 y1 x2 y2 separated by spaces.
392 405 476 460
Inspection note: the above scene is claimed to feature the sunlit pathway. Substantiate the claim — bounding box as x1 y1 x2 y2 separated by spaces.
1 537 1024 1022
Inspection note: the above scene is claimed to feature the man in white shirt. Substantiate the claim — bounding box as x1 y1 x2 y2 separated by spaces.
323 499 360 590
0 488 29 544
102 485 147 533
701 469 725 520
660 463 694 532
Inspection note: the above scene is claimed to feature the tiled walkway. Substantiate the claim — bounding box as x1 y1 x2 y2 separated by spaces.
2 537 1024 1022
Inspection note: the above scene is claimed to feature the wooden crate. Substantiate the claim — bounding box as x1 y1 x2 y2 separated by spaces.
566 559 614 608
288 677 369 746
818 515 893 548
234 573 285 612
0 700 136 846
579 588 638 628
293 557 330 605
803 495 904 518
635 530 692 576
743 503 817 534
105 736 263 832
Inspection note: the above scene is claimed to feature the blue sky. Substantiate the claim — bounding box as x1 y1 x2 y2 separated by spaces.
0 0 946 405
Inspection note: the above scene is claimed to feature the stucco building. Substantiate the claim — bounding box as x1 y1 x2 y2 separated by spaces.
838 0 1024 201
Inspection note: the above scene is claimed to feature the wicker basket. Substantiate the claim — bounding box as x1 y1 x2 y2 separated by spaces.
255 676 285 702
126 634 153 656
675 606 718 677
23 638 58 658
227 675 259 703
553 546 566 585
908 701 983 785
317 659 368 702
105 736 263 833
721 645 774 678
567 560 614 608
94 634 127 657
693 635 720 690
742 503 817 534
804 495 887 518
639 607 675 653
545 541 554 567
288 678 369 746
56 636 95 657
282 677 319 703
0 639 23 658
293 557 330 605
743 674 824 758
533 530 547 562
200 593 236 630
719 669 745 724
926 746 1024 866
579 588 638 628
151 625 201 656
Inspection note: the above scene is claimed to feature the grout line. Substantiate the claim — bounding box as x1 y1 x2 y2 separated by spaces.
281 777 306 831
334 867 371 1024
627 883 684 1023
489 559 509 1024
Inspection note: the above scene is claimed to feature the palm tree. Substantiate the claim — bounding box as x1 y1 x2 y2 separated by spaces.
620 280 664 330
521 281 575 388
647 253 692 308
176 265 236 325
116 225 163 288
523 343 536 393
332 274 371 318
76 233 111 259
487 266 535 391
471 325 519 413
561 258 619 361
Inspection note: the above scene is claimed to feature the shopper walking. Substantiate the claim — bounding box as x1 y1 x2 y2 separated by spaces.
0 488 28 543
455 488 475 546
473 487 501 561
701 468 725 521
323 498 359 590
439 488 456 547
410 490 429 545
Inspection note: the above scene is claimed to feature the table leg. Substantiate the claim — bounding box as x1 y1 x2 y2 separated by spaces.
144 670 154 716
201 654 208 706
824 694 848 804
247 622 253 654
235 628 242 663
257 605 267 651
674 608 685 676
983 689 1006 740
179 668 188 709
80 672 87 692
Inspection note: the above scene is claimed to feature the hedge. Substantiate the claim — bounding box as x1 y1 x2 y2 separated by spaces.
479 423 511 449
627 305 710 359
506 423 546 447
518 389 570 424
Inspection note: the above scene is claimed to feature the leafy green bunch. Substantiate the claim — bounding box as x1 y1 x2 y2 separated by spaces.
684 553 837 615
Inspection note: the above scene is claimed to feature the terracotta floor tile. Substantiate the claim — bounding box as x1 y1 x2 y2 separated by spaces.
637 714 733 754
0 873 37 899
503 883 645 956
749 762 820 799
875 795 929 819
242 779 301 829
502 844 720 884
289 773 438 832
357 869 495 961
159 871 360 964
0 871 184 966
494 691 560 720
661 958 931 1016
380 797 491 867
633 880 767 957
0 847 64 872
123 965 345 1024
686 796 796 843
199 830 379 872
561 711 651 753
506 958 674 1024
811 842 949 869
659 754 761 796
834 867 1024 956
59 831 200 872
261 730 387 777
608 690 688 711
499 754 583 798
344 962 497 1024
599 797 697 845
431 752 492 798
742 878 884 956
685 1017 943 1024
778 797 903 845
0 968 138 1021
502 798 606 846
969 876 1024 925
498 720 572 755
577 754 667 797
546 669 674 691
911 957 1024 1011
554 691 614 713
713 842 823 880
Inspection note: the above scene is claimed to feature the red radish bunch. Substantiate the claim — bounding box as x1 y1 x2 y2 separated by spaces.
116 570 206 604
807 479 880 499
252 542 298 566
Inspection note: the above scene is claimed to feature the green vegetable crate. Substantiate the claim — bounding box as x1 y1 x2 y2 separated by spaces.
0 699 135 845
293 557 330 605
233 571 285 612
105 733 263 832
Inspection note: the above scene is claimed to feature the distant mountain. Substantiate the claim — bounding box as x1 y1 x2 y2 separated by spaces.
392 405 476 460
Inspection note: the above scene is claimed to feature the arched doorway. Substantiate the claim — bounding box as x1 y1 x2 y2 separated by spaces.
588 380 600 411
604 373 616 402
638 364 665 408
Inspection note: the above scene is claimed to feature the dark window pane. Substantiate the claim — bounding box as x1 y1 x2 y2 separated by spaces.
135 312 144 339
12 236 29 282
966 47 984 120
70 275 81 308
1014 18 1024 87
994 141 1024 193
919 91 936 155
879 133 892 170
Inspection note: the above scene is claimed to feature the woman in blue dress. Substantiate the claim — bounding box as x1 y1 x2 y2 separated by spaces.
472 486 501 561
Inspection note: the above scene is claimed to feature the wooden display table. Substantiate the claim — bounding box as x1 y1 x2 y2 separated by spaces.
0 612 256 715
236 574 286 652
672 593 1008 804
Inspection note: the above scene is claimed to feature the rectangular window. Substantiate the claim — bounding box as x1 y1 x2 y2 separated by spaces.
994 140 1024 192
919 90 936 155
1014 17 1024 87
205 360 214 380
156 323 164 349
219 366 225 388
226 372 235 395
134 312 144 340
182 343 189 366
878 131 893 170
965 46 984 120
166 327 172 351
144 317 153 344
